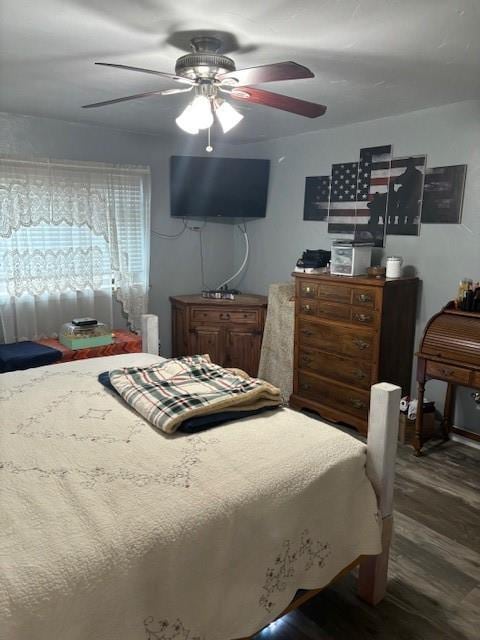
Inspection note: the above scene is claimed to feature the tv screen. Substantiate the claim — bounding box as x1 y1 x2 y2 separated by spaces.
170 156 270 219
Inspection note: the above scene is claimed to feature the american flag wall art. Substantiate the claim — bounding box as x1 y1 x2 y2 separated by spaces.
354 145 393 246
386 155 426 236
327 161 359 235
303 175 331 221
419 164 465 224
327 145 393 247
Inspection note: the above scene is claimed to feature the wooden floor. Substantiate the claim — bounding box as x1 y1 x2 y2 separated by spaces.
253 438 480 640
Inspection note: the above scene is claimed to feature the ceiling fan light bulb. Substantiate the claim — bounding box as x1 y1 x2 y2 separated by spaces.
215 101 244 133
190 95 214 130
175 104 199 134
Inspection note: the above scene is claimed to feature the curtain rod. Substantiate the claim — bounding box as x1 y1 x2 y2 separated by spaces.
0 157 150 175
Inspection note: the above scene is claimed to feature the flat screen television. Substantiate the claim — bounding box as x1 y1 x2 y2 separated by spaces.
170 155 270 219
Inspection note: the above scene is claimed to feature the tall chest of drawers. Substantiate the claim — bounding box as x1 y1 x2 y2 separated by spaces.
290 273 418 434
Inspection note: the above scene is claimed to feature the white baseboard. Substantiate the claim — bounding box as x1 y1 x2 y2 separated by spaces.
450 432 480 451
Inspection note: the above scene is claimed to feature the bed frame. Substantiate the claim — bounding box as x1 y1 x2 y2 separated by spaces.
140 315 401 635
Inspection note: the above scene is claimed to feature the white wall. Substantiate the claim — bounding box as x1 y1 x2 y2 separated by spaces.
0 111 236 354
2 102 479 431
234 100 480 433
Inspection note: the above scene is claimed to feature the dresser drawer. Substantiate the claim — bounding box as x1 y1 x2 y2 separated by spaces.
299 299 351 322
299 348 372 389
191 308 259 325
298 319 375 360
316 283 352 304
297 372 369 419
350 306 378 327
351 287 377 308
298 281 318 298
298 279 378 309
299 299 378 326
471 371 480 388
425 361 471 385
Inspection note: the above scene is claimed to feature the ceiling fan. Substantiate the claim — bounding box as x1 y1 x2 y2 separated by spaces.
82 36 327 136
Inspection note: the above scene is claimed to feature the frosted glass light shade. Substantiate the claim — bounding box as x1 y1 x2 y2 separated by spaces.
189 95 214 130
175 104 199 134
215 101 244 133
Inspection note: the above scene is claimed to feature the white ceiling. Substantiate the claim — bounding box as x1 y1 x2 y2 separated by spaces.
1 0 479 144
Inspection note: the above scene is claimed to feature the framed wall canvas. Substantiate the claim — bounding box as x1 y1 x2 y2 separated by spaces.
386 155 426 236
303 175 330 220
421 164 467 223
352 144 393 247
327 162 359 236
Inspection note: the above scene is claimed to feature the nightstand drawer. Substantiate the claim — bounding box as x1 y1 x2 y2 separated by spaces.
298 348 372 389
298 319 375 360
191 308 259 325
297 372 369 419
425 361 471 384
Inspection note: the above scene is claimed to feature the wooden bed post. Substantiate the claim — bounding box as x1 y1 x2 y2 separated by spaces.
358 382 401 606
140 314 159 355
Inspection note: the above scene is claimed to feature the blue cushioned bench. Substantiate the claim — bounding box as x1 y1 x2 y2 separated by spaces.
0 341 62 373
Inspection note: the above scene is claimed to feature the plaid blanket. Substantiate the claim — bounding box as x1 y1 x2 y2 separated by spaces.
108 355 282 434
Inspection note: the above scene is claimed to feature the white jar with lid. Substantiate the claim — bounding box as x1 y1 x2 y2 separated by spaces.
386 256 403 278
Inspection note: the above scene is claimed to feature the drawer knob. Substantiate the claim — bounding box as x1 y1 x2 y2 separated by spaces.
301 328 314 337
350 398 366 409
302 304 312 313
353 339 369 350
354 313 371 323
441 368 454 377
301 383 311 391
301 355 313 364
303 286 313 295
358 294 372 303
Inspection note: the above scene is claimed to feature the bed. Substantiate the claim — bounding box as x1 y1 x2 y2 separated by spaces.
0 317 400 640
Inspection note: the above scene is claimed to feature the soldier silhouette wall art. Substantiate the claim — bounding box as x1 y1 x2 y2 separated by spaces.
386 156 426 236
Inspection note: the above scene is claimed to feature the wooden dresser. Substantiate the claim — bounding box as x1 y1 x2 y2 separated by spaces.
290 273 418 434
170 294 267 377
415 302 480 455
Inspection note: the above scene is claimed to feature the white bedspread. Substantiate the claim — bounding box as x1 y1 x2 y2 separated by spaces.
0 354 382 640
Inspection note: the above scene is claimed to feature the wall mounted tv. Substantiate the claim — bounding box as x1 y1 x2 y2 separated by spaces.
170 155 270 220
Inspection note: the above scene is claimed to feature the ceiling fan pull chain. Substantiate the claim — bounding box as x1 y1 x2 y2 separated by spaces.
206 127 213 153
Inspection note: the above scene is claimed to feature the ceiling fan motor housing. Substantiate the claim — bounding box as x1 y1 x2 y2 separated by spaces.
175 36 235 80
175 52 235 80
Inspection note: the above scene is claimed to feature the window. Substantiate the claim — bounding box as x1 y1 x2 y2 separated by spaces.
0 157 150 341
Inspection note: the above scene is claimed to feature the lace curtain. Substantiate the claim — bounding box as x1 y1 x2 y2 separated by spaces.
0 157 151 342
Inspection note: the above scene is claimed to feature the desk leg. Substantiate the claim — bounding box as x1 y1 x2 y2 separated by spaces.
441 383 455 441
414 381 425 456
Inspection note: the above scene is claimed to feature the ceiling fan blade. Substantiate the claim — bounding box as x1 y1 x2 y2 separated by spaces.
94 62 194 85
160 87 193 96
82 89 166 109
218 61 313 86
230 86 326 118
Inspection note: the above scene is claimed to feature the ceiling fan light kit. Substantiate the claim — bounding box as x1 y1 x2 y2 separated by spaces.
215 100 244 133
83 35 327 144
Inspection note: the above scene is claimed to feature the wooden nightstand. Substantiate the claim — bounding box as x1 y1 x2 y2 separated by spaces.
36 330 142 364
170 294 267 377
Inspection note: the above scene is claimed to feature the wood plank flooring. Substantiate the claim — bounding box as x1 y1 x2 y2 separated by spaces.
253 439 480 640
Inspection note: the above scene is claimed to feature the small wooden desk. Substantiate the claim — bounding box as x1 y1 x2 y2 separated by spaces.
414 303 480 455
36 330 142 363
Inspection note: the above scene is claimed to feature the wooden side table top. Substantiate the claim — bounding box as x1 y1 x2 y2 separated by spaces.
37 330 142 363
